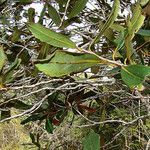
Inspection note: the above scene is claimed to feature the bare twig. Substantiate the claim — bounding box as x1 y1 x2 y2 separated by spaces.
0 82 77 123
58 0 71 28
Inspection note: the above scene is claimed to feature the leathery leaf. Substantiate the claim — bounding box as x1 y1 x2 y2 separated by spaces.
28 23 76 48
36 50 105 77
121 65 150 88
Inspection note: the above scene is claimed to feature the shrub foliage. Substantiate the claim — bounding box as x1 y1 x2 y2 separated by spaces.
0 0 150 149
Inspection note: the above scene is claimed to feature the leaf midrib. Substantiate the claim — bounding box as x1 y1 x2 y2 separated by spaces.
122 67 143 81
29 24 76 48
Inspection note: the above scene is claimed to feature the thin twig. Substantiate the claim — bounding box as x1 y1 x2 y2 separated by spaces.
58 0 71 28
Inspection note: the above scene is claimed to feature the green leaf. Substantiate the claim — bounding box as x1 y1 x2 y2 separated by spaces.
114 3 145 62
113 30 126 59
0 99 31 110
110 23 125 32
82 130 100 150
137 29 150 36
29 132 35 143
68 0 88 19
3 58 21 84
47 4 61 26
19 0 32 4
45 118 54 133
1 110 10 120
0 46 7 72
11 27 21 42
121 65 150 88
11 100 31 110
38 3 47 24
38 43 50 59
89 0 120 49
124 4 145 62
130 4 145 39
28 23 76 48
0 0 6 5
21 114 45 125
98 21 114 42
28 7 35 22
36 50 105 77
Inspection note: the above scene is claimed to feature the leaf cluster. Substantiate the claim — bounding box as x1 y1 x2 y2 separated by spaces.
0 0 150 149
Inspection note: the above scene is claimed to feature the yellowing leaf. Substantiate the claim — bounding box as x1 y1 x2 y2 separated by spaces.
28 23 76 48
130 4 145 39
125 4 145 62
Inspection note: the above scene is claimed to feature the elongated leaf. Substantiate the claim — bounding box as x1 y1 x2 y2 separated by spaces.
36 50 105 77
45 118 54 133
89 0 120 49
38 43 50 59
0 99 31 110
137 29 150 36
121 65 150 88
38 4 47 24
114 3 145 62
11 100 31 110
110 23 124 32
3 58 21 84
82 130 100 150
68 0 88 19
28 23 76 48
21 113 45 125
126 4 145 61
113 30 126 59
98 21 114 42
29 133 35 143
47 4 61 26
0 46 7 72
20 0 32 3
28 7 35 22
130 4 145 39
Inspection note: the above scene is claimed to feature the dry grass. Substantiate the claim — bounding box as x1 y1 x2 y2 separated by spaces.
0 109 32 150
